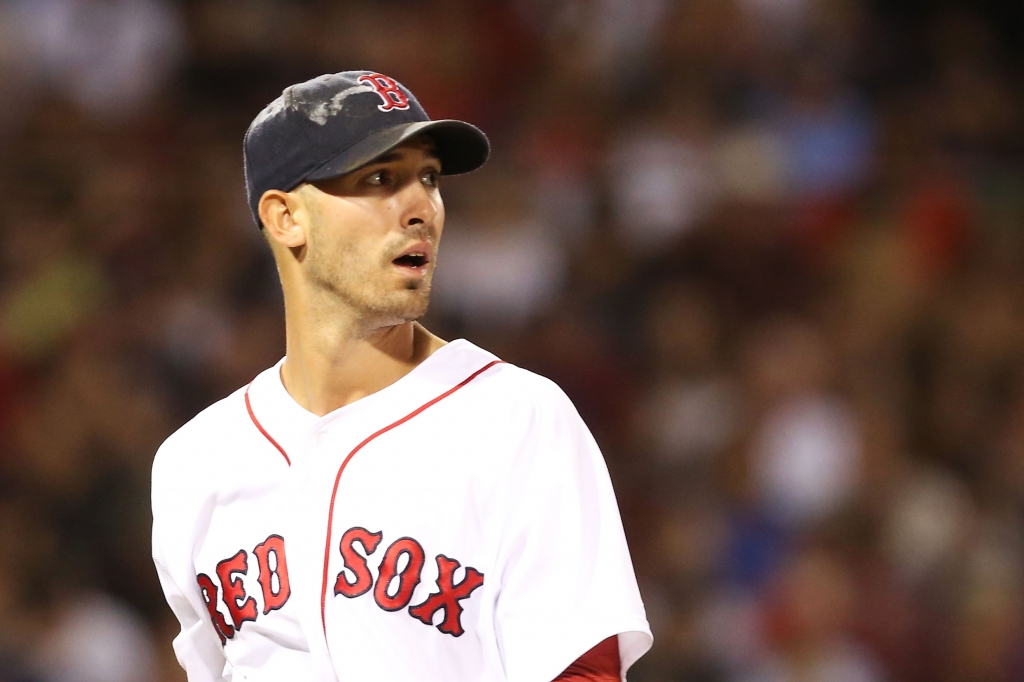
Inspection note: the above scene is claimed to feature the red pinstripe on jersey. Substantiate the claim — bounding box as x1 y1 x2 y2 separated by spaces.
245 382 292 466
320 359 504 636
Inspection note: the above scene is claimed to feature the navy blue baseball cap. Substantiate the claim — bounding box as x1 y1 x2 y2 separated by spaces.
243 71 490 227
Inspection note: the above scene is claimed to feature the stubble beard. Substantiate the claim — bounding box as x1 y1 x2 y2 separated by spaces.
305 236 434 332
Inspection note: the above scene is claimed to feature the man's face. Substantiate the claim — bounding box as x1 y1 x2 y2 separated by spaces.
297 138 444 328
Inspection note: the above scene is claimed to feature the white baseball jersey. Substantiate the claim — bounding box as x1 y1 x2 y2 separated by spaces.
152 339 652 682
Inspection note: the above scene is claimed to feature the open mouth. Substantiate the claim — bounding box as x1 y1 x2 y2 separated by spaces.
392 252 429 268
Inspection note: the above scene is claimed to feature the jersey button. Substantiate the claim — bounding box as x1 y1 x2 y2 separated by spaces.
315 431 328 445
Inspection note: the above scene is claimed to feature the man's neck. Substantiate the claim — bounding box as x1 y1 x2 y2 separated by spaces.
280 315 445 417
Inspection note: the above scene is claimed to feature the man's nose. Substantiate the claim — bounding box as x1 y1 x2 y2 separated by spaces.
399 180 438 229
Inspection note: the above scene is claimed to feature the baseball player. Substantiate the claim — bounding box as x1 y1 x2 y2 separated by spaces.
152 71 652 682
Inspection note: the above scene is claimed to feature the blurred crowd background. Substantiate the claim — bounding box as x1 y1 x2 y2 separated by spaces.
0 0 1023 680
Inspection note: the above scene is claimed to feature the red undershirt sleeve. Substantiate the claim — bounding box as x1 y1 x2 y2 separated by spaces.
553 636 620 682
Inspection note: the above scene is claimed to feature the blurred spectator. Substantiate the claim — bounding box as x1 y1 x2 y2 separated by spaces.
6 0 184 120
607 101 719 253
882 466 974 585
0 218 109 363
748 548 885 682
634 281 740 465
30 593 157 682
745 319 862 530
776 77 875 201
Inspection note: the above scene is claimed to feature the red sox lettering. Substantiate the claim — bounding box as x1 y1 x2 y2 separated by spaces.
253 535 291 614
408 554 486 636
216 549 258 631
196 533 293 644
198 529 484 645
197 573 235 644
334 527 485 637
357 72 411 112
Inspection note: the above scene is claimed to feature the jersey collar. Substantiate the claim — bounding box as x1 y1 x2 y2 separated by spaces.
244 339 499 461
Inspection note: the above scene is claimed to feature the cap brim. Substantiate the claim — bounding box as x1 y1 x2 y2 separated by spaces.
304 120 489 184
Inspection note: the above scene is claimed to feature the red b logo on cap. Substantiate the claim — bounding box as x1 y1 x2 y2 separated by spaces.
358 73 411 112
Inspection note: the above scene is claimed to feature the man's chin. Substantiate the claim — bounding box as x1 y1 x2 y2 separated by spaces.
371 291 430 327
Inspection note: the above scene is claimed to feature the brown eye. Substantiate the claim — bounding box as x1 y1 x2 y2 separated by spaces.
421 169 439 187
366 170 389 186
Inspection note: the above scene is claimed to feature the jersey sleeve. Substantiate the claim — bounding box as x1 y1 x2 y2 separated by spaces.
152 442 230 682
492 381 653 682
554 636 621 681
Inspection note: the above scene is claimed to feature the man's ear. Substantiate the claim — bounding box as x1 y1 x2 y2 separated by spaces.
259 189 308 249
